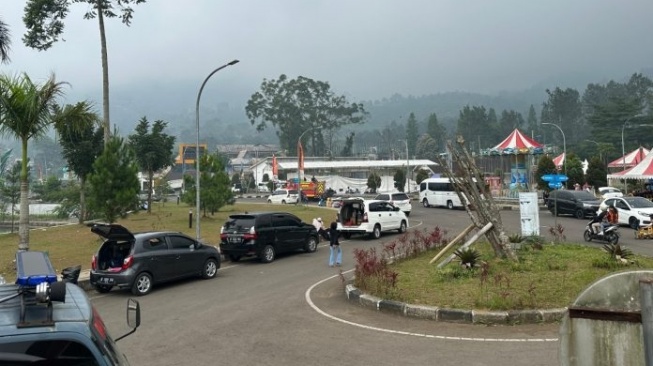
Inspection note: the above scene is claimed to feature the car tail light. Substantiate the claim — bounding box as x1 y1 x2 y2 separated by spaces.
243 226 258 241
92 306 108 341
363 212 368 222
91 254 97 270
122 255 134 270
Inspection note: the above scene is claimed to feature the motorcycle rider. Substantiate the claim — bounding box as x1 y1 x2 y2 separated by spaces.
600 204 619 235
591 206 608 235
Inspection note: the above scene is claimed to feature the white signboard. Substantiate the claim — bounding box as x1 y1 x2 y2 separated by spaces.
519 192 540 236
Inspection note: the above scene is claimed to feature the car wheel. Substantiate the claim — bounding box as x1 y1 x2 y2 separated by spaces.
583 230 592 242
94 284 113 293
447 200 454 210
304 236 318 253
260 245 276 263
131 272 153 296
202 258 219 279
228 254 241 262
629 217 638 229
398 220 407 233
404 211 411 217
369 224 382 239
575 209 585 219
267 199 272 204
343 232 351 239
422 199 430 208
281 200 286 204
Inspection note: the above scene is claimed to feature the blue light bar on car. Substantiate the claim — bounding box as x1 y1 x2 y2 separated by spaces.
15 251 58 287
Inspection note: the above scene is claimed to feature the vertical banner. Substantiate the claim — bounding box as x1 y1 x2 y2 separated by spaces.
272 154 278 180
297 141 305 181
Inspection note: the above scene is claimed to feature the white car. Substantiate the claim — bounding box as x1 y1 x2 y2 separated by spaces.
599 196 653 228
374 192 412 217
267 189 299 204
597 187 623 200
256 183 270 193
337 198 408 239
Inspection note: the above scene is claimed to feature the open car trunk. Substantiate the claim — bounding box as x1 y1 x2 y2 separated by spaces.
339 200 365 227
96 241 134 272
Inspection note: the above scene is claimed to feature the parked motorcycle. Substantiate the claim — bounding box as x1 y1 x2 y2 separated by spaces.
583 221 619 244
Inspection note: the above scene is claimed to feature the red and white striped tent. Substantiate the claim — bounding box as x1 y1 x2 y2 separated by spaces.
607 147 650 169
552 152 565 169
607 151 653 180
493 129 543 150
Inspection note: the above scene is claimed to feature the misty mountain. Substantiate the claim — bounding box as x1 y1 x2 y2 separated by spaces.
59 69 652 147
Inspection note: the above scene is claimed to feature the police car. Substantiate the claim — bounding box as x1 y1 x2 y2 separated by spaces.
0 251 141 365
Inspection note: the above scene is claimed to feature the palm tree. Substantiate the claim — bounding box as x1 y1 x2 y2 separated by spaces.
0 17 10 63
53 102 102 224
0 73 67 251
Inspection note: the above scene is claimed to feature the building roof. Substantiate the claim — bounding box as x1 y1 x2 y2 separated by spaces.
276 159 438 170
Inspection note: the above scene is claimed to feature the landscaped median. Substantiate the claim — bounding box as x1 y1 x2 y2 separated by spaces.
344 284 566 324
346 228 653 324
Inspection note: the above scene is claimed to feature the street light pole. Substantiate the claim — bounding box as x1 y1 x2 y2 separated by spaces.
399 139 410 193
542 123 566 187
195 59 239 240
297 128 313 204
621 114 648 195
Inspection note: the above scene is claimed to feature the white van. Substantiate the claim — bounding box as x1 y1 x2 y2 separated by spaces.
337 198 408 239
419 177 464 209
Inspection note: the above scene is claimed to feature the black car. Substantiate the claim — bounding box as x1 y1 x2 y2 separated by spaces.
547 190 601 219
89 223 221 296
219 212 319 263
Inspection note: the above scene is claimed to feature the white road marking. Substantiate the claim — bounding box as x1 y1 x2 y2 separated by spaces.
305 261 558 343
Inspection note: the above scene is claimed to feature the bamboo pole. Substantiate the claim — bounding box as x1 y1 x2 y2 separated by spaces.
438 222 493 268
429 223 475 264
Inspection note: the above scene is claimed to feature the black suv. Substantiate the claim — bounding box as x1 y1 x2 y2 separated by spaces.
547 190 601 219
220 212 319 263
89 224 221 296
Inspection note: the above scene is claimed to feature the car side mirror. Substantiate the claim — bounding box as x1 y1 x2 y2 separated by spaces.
116 299 141 342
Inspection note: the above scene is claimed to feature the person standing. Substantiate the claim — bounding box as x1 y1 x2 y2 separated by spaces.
328 221 342 267
312 217 330 241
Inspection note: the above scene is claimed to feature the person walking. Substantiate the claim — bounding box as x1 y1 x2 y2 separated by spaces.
328 221 342 267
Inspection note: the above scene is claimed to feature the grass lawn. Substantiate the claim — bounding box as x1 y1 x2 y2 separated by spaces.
0 201 336 282
382 240 653 310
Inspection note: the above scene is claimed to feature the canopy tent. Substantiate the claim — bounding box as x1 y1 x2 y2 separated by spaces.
553 153 565 169
607 151 653 180
492 128 543 151
607 147 650 169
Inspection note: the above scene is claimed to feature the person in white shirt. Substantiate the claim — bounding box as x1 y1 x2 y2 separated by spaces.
312 217 329 241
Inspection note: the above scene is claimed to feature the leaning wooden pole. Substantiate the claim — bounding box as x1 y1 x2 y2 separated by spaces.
438 222 493 268
429 224 475 264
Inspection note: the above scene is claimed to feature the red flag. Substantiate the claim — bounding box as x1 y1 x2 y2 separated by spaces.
297 141 305 181
272 154 278 178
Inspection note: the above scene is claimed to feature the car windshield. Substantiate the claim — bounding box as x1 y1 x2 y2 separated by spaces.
392 193 409 200
601 188 621 194
224 215 256 232
624 197 653 208
288 190 298 194
572 192 597 201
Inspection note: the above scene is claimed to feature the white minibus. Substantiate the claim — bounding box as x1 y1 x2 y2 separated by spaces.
418 177 465 209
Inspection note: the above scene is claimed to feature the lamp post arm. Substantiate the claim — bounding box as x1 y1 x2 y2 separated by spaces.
194 59 239 240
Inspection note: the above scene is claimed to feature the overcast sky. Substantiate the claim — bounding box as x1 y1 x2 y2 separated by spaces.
1 0 652 102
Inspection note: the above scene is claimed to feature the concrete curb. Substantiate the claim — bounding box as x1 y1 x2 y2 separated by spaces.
344 284 567 325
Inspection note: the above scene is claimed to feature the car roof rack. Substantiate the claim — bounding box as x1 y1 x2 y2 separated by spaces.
0 251 67 328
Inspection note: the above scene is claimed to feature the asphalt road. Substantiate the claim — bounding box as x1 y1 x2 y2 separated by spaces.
89 200 651 366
